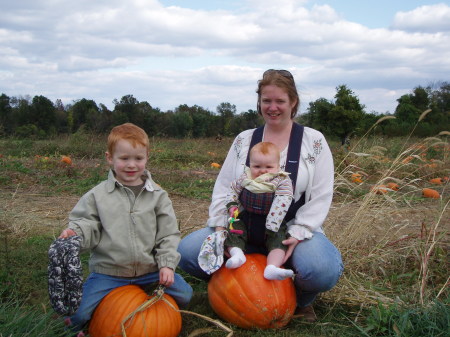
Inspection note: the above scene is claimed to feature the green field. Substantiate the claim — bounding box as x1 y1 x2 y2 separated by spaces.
0 130 448 336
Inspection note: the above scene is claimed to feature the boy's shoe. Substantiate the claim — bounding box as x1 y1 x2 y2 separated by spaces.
293 305 317 322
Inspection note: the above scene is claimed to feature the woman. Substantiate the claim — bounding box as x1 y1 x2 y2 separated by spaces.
178 69 343 322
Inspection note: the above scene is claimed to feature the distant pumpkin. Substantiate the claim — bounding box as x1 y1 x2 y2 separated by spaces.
402 156 413 164
429 178 443 185
211 162 221 168
61 156 72 165
386 182 399 191
371 185 387 194
351 173 363 184
422 188 440 199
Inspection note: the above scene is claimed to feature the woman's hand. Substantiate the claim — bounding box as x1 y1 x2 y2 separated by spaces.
159 267 175 287
282 237 300 263
215 226 226 232
59 228 77 238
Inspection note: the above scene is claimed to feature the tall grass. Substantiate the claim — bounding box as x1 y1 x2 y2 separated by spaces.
330 112 449 311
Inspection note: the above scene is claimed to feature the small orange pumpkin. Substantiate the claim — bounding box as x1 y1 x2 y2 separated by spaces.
371 185 388 194
351 173 363 184
89 285 181 337
386 182 399 191
211 162 221 168
429 178 443 185
402 156 413 164
422 188 440 199
61 155 72 165
208 254 296 330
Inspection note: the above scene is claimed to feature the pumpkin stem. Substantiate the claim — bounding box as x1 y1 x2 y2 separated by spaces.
120 285 168 337
153 284 166 298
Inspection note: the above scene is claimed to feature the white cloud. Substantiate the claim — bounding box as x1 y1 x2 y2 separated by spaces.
0 0 449 114
392 3 450 32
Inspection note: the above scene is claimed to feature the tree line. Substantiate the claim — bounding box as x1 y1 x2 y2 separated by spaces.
0 81 448 140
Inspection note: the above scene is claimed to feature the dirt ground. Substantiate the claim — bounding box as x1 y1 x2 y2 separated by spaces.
0 188 211 239
1 185 447 245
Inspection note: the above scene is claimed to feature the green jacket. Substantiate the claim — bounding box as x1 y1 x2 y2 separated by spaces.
69 170 180 277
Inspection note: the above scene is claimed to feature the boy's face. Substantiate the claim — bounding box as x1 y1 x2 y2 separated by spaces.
106 139 148 186
249 150 280 179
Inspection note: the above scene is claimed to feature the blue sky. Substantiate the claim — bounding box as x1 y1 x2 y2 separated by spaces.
1 0 449 115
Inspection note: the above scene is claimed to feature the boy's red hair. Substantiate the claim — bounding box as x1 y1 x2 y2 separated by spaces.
107 123 149 154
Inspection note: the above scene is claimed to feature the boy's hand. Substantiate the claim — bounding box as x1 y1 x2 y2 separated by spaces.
59 228 77 238
159 267 174 287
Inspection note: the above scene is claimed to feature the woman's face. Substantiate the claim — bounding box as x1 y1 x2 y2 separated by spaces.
259 84 297 127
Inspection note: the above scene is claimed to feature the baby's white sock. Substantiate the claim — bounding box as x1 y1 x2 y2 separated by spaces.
225 247 246 269
264 264 294 280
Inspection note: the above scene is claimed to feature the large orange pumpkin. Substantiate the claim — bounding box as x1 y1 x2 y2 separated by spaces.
89 285 181 337
208 253 296 330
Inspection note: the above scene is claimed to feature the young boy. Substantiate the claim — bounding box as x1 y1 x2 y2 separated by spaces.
225 141 294 280
58 123 192 335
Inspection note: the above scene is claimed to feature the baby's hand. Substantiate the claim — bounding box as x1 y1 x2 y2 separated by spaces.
59 228 77 238
159 267 174 287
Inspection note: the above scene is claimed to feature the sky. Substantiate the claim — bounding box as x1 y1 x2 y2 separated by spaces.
1 0 449 115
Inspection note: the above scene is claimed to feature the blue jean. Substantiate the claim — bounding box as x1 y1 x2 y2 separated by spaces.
178 227 343 307
69 271 193 331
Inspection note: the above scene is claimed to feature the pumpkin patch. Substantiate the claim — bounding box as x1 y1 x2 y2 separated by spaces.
208 253 296 330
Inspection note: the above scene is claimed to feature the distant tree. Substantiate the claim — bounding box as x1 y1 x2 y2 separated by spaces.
54 99 69 133
395 95 421 125
217 102 236 136
426 82 450 134
71 99 99 132
0 93 12 134
411 86 429 112
11 96 32 129
304 98 334 133
171 110 193 138
229 109 263 134
328 85 365 143
30 95 56 135
240 109 262 130
113 94 143 126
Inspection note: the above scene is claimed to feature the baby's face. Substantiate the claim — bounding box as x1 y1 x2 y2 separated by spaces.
249 151 280 179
